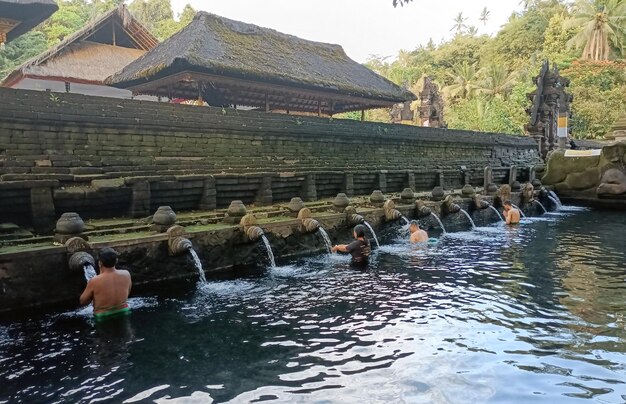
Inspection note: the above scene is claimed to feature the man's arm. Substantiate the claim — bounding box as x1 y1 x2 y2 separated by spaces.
331 244 348 253
505 211 512 224
79 279 94 306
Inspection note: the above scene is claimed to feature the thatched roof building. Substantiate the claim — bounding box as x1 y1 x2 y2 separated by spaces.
2 4 158 98
107 12 415 115
0 0 57 45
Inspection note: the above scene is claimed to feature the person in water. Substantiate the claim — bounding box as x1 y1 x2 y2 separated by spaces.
503 200 521 225
331 224 371 266
409 220 429 243
80 248 132 321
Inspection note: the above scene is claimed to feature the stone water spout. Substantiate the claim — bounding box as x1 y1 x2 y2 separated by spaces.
414 200 432 218
297 208 321 233
521 182 535 205
65 237 95 274
472 195 490 210
344 206 365 225
495 184 512 207
240 214 265 242
441 195 461 215
383 200 403 221
166 225 193 256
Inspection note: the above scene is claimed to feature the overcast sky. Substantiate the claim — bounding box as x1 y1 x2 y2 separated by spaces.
170 0 522 63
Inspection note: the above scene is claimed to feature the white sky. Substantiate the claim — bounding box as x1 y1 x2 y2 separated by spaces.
170 0 522 63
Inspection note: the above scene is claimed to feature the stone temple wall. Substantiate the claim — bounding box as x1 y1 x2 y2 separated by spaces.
0 88 541 231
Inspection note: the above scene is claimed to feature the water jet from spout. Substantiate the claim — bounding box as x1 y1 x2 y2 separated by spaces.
317 227 333 255
459 209 476 230
260 234 276 268
189 249 207 284
487 205 505 222
363 221 380 248
534 200 548 214
429 212 447 233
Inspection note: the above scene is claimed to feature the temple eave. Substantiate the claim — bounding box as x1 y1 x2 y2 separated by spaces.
121 71 398 114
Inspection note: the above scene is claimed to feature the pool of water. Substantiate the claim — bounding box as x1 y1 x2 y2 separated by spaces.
1 207 625 403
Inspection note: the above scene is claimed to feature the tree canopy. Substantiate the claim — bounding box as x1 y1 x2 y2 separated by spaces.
367 0 625 139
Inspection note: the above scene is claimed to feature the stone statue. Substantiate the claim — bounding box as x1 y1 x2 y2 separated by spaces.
419 77 446 128
525 61 572 159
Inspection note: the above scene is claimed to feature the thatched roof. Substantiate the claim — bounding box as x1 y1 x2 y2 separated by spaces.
0 0 58 41
107 12 414 113
2 4 158 87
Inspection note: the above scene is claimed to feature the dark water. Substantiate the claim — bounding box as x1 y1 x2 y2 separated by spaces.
1 207 625 403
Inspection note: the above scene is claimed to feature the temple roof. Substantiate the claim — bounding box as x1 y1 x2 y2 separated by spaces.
2 4 158 87
0 0 58 42
107 12 415 113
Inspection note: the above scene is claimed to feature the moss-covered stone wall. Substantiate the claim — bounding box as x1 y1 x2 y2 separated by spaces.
0 88 541 231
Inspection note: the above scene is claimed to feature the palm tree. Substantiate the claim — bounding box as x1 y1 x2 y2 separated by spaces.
467 26 479 36
443 61 480 99
565 0 626 60
478 65 519 99
479 7 490 26
451 12 468 35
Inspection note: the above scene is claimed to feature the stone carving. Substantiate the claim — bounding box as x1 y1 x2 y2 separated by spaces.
542 142 626 203
525 60 573 159
419 77 446 128
597 169 626 196
390 101 414 123
521 182 535 205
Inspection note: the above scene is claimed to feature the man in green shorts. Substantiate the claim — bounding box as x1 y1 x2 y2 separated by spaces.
80 248 132 321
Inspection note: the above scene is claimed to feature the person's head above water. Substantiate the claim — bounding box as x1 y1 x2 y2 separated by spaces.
409 220 420 232
353 224 366 239
503 200 513 208
98 247 118 268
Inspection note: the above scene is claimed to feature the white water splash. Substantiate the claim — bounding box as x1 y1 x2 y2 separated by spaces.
260 235 276 268
83 264 97 282
189 249 207 285
317 227 333 254
363 221 380 248
400 215 410 225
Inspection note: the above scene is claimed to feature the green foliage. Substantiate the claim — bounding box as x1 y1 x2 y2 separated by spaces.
0 32 48 79
127 0 196 40
39 0 92 45
565 0 626 60
446 82 531 135
562 60 626 138
372 0 623 139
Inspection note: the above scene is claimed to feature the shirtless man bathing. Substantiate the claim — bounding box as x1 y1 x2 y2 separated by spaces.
502 200 521 225
80 247 132 321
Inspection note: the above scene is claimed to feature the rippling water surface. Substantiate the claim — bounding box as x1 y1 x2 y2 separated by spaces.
1 207 625 403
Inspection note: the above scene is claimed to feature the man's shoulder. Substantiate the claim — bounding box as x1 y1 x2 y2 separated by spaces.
115 269 132 278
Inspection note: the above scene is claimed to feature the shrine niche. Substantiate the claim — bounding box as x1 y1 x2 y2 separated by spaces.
525 60 573 160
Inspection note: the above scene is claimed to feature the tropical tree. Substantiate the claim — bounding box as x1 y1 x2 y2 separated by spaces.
478 64 519 99
451 12 468 36
443 61 480 99
565 0 626 60
480 7 491 26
